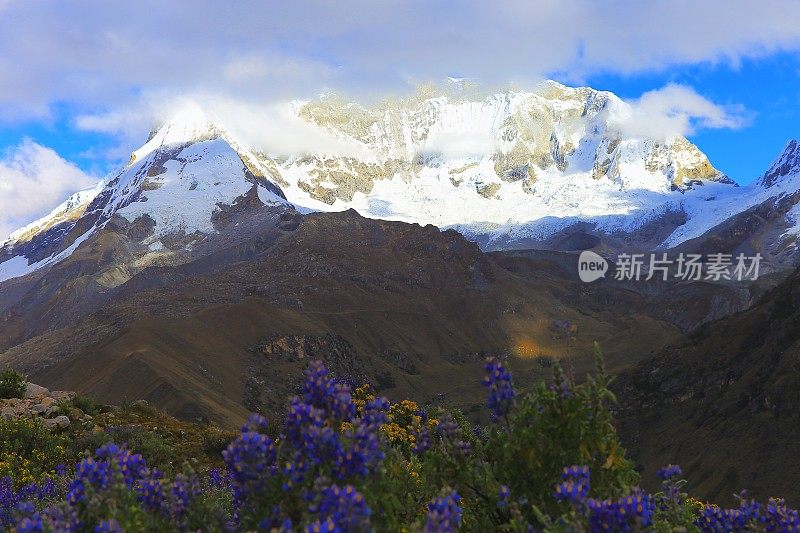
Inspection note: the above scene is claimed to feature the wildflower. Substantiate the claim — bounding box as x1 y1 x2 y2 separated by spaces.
454 440 472 457
554 465 590 503
482 357 516 421
412 427 430 454
656 464 686 512
498 485 511 508
695 493 800 532
303 360 355 421
310 484 371 531
137 477 165 511
16 514 43 533
586 489 655 531
424 491 462 533
305 516 338 533
555 379 573 399
656 464 682 481
764 498 800 531
242 413 270 433
94 518 123 532
436 414 459 439
223 427 278 506
208 467 228 488
254 506 292 531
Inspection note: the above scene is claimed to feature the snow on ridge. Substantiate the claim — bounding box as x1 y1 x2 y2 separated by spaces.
5 82 800 284
759 139 800 188
1 181 104 247
118 138 283 239
130 104 220 164
278 82 737 248
0 105 288 283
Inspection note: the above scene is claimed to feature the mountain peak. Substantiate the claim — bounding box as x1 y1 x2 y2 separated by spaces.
130 103 221 163
760 139 800 188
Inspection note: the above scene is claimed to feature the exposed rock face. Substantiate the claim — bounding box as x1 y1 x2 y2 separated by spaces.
0 105 288 285
23 382 50 399
2 382 90 430
4 86 800 302
284 82 728 211
760 139 800 188
2 83 798 287
244 333 371 414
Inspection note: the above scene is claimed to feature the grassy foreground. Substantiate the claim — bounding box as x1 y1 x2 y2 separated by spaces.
0 348 797 532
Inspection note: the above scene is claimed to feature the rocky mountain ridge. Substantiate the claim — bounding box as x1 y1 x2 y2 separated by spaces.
2 82 800 285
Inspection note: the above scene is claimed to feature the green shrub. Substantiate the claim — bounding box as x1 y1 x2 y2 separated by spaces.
0 368 27 399
487 347 638 520
0 355 794 531
72 425 176 469
70 394 105 416
0 417 72 483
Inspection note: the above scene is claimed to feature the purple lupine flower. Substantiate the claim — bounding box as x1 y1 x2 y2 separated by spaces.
586 489 655 531
656 464 682 481
424 491 462 533
94 518 123 532
303 361 355 422
309 484 371 531
498 485 511 508
554 465 590 503
482 357 516 421
412 426 431 455
223 425 278 506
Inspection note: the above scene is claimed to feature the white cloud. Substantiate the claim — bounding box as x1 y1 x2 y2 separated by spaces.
0 140 99 241
206 99 372 159
75 93 373 159
0 0 798 127
0 0 791 237
609 84 749 139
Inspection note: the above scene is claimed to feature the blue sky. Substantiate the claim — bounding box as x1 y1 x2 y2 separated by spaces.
2 54 795 184
1 0 799 238
584 52 800 183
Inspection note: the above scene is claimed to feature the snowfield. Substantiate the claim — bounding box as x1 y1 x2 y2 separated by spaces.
1 83 799 282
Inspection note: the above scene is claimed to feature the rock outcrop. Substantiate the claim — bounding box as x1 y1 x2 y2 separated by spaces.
1 382 93 430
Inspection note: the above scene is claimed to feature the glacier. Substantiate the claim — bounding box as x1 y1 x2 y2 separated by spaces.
2 81 800 282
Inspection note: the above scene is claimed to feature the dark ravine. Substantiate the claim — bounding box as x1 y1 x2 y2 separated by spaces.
615 263 800 505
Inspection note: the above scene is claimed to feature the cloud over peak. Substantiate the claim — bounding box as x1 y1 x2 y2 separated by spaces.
0 0 799 125
610 84 749 139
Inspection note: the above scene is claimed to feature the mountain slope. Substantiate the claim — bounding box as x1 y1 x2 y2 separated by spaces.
0 82 744 285
0 104 286 283
2 86 800 345
0 208 684 424
616 264 800 504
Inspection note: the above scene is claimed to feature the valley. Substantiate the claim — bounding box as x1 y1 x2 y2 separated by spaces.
1 84 799 508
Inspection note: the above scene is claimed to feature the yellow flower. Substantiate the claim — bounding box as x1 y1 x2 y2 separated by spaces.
399 399 418 411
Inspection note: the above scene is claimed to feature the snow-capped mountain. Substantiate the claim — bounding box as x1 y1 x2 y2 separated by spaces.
654 138 800 252
0 104 287 282
2 81 800 284
279 82 733 246
759 140 800 188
